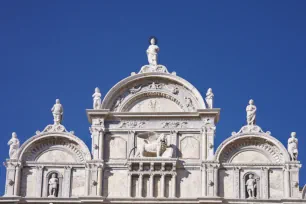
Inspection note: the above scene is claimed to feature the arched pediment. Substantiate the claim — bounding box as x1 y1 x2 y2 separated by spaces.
18 131 91 163
101 72 206 112
215 125 290 164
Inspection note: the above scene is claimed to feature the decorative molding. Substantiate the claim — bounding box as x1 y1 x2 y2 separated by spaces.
119 121 146 128
161 121 188 128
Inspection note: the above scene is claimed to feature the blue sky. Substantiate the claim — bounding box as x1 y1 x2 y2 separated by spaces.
0 1 306 195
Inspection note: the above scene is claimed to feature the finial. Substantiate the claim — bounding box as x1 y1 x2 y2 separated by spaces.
206 88 214 109
246 99 256 125
51 99 63 124
92 87 102 109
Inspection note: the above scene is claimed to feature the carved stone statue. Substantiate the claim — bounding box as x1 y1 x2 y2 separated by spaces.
48 173 59 197
288 132 298 161
51 99 63 125
147 37 159 66
7 132 20 159
245 174 257 199
246 99 256 125
92 87 102 110
135 132 172 158
206 88 214 109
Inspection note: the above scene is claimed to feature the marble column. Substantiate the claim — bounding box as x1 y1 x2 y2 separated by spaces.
13 164 21 196
35 166 44 197
97 166 103 196
201 164 207 196
284 166 291 198
261 167 269 199
63 166 72 197
85 165 90 196
98 131 104 160
150 174 154 198
233 167 240 199
161 173 165 198
172 173 176 198
201 127 207 160
127 173 132 197
138 174 143 197
213 166 218 196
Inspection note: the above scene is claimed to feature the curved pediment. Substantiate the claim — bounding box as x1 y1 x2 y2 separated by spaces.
101 73 206 112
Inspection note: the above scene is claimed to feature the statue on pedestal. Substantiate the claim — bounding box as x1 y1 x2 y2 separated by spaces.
206 88 214 109
246 99 256 125
245 174 257 199
147 37 159 66
8 132 20 159
288 132 298 161
51 99 63 125
48 173 59 197
92 87 102 110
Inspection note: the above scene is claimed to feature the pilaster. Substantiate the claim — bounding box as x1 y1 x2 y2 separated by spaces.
63 166 72 197
35 166 44 197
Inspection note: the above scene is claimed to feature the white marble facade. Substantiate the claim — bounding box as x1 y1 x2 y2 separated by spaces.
1 39 306 203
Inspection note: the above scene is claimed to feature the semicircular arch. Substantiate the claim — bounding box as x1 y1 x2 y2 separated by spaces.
17 132 91 162
101 72 206 111
215 134 290 163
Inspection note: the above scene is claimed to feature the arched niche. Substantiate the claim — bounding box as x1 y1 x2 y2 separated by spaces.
18 132 91 163
242 172 260 199
101 72 206 112
43 171 63 198
215 133 290 164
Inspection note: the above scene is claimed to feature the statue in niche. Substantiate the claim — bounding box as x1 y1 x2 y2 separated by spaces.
48 173 59 197
288 132 298 161
245 174 257 199
205 88 214 109
51 99 63 125
246 99 256 125
7 132 20 159
147 36 159 66
92 87 102 109
134 132 173 158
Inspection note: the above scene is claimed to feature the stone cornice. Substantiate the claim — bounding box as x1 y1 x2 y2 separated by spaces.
86 109 220 124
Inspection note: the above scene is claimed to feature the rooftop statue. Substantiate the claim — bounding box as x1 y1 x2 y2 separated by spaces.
92 87 102 110
7 132 20 159
206 88 214 109
51 99 63 125
147 36 159 66
246 99 256 125
139 37 169 74
288 132 298 161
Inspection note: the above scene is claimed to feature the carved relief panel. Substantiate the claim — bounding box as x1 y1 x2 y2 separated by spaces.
105 135 127 160
179 135 200 159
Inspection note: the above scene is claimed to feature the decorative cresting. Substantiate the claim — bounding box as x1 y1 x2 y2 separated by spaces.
101 73 206 111
17 125 91 163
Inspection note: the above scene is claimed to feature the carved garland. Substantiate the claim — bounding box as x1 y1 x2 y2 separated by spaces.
219 138 284 163
22 138 86 162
